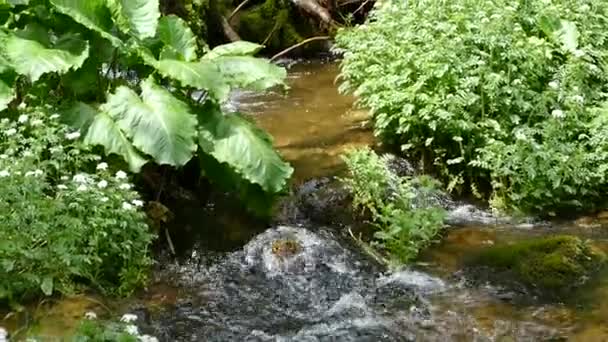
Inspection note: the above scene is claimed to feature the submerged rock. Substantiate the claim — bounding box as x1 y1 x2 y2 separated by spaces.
471 235 606 291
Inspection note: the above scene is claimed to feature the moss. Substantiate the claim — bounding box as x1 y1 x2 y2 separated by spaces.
474 235 606 290
271 239 301 258
237 0 313 53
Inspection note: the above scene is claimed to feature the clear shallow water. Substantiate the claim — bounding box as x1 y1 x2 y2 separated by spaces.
6 61 608 341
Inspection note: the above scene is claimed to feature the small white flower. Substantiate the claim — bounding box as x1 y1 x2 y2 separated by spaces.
115 170 128 180
100 197 109 202
5 128 16 136
73 173 90 184
132 199 144 207
96 162 108 171
572 95 584 104
17 102 26 110
77 185 88 192
65 131 81 140
548 81 559 89
50 114 60 120
84 311 97 320
139 335 159 342
31 119 44 126
119 183 132 190
57 184 68 190
122 202 134 210
97 180 108 189
125 324 139 336
0 170 8 178
551 109 565 119
0 154 7 159
121 313 138 323
61 176 69 181
22 151 33 157
515 130 526 141
34 169 43 176
18 115 28 123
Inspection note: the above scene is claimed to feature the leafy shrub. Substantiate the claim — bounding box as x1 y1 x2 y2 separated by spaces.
336 0 608 214
340 148 445 263
0 110 153 302
0 0 292 213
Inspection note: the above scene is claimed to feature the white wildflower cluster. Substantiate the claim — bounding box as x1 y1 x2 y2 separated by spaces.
551 109 565 119
120 314 158 342
81 313 158 342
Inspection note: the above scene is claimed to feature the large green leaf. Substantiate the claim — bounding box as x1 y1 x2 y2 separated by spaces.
0 54 10 73
144 57 229 100
107 0 160 40
157 15 197 62
0 78 14 111
101 77 197 166
204 41 263 59
214 56 286 92
1 25 89 82
85 110 148 172
50 0 122 46
198 104 293 194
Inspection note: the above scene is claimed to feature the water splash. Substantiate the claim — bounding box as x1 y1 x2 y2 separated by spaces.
152 226 443 341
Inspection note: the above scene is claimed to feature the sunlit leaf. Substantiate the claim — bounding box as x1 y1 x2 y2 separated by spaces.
198 103 293 194
107 0 160 40
204 41 263 59
157 15 197 61
1 25 89 82
101 77 198 166
0 78 14 111
50 0 122 46
214 56 286 92
81 103 148 172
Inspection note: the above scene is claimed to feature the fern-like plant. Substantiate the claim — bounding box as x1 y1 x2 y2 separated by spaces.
0 0 293 210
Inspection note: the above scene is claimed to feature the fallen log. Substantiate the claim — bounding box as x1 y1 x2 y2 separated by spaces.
290 0 332 24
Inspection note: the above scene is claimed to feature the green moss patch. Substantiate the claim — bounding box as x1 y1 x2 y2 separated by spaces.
473 235 606 291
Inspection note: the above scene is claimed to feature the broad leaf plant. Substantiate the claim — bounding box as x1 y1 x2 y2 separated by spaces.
0 0 293 209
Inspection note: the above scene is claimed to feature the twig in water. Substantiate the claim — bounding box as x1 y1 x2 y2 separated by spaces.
165 228 176 256
270 36 331 62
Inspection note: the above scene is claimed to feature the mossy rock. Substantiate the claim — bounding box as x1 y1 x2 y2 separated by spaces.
237 0 319 54
271 239 301 258
472 235 606 291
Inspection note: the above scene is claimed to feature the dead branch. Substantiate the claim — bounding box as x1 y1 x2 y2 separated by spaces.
228 0 251 22
290 0 332 24
270 36 331 61
221 16 241 42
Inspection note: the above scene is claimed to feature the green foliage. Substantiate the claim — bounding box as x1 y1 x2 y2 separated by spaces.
69 314 153 342
0 0 292 211
473 235 606 290
340 148 445 263
0 110 153 302
336 0 608 215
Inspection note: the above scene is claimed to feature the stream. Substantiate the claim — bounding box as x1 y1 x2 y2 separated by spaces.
8 61 608 341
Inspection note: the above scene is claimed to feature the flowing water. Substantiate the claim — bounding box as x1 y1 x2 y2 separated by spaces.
7 61 608 341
